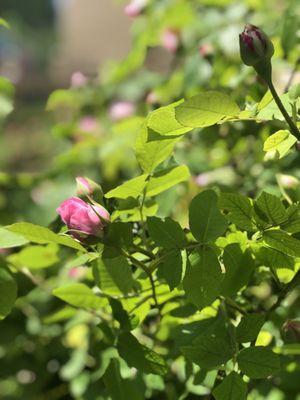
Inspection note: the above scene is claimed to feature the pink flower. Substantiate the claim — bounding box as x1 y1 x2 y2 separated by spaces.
146 91 159 105
78 116 98 132
109 101 135 121
199 43 214 57
194 173 210 187
161 29 180 53
68 267 87 279
76 176 103 199
71 71 88 88
57 197 110 239
124 0 147 17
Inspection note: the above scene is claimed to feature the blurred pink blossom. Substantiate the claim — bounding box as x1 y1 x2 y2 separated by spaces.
199 43 214 57
71 71 88 88
194 173 210 187
68 267 87 280
161 29 180 53
124 0 147 17
109 101 135 121
146 91 159 105
78 116 98 132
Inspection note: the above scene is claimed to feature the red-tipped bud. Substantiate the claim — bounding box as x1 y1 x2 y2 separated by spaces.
239 24 274 67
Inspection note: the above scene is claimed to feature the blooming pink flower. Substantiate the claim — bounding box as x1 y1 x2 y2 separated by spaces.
71 71 88 88
109 101 135 121
161 29 180 53
78 116 98 132
57 197 110 239
124 0 147 18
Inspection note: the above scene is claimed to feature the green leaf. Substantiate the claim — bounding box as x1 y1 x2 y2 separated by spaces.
281 204 300 234
263 130 297 159
53 283 108 309
221 244 255 297
218 193 256 231
8 244 59 270
181 334 234 369
183 248 223 309
0 227 29 248
254 191 287 226
258 93 300 122
159 249 185 290
109 298 132 331
146 165 190 197
255 246 295 270
175 91 240 128
189 190 227 243
212 372 247 400
101 247 134 294
263 229 300 257
46 89 80 111
103 359 144 400
7 222 85 252
105 174 148 200
0 268 17 320
117 332 168 375
147 101 192 136
236 314 265 343
135 124 180 173
147 217 185 248
237 346 280 379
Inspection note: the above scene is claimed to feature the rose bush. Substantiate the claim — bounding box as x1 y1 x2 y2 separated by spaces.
0 1 299 399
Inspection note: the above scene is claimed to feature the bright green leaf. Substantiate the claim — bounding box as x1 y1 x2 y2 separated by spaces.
263 229 300 258
0 227 28 248
53 283 108 309
105 174 148 199
218 193 256 231
7 222 85 252
146 165 190 197
175 91 240 128
0 268 17 320
263 130 297 159
254 191 287 225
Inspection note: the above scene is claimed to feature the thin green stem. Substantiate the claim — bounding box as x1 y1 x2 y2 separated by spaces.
267 80 300 139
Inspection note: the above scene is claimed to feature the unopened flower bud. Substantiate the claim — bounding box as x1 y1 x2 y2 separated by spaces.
161 29 180 54
239 24 274 67
76 177 103 201
57 197 110 241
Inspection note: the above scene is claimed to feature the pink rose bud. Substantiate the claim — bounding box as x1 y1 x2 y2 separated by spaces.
277 174 299 189
57 197 110 239
239 24 274 67
161 29 180 53
109 101 135 121
68 267 87 279
124 0 147 18
76 176 103 199
78 116 98 132
71 71 88 88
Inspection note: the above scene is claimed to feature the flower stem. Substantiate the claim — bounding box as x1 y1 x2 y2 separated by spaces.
267 80 300 139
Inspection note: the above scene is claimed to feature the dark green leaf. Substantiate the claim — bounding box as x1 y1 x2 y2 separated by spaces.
218 193 256 231
254 192 286 225
237 346 280 379
117 332 168 375
236 314 265 343
221 244 255 297
263 229 300 258
147 217 185 249
159 249 184 290
212 372 247 400
183 248 223 309
189 190 227 243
